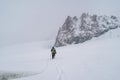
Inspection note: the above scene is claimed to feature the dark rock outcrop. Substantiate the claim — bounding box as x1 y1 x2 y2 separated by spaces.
55 13 120 47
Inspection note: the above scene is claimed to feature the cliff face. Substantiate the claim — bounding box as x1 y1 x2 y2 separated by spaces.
55 13 120 47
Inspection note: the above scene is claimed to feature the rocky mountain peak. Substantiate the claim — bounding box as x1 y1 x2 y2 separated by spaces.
54 13 120 47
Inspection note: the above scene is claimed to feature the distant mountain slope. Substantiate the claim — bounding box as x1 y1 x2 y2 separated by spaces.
55 13 120 47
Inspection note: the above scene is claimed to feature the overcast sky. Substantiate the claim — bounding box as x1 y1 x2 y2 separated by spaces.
0 0 120 47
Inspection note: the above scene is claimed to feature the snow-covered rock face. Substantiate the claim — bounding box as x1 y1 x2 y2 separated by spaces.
55 13 120 47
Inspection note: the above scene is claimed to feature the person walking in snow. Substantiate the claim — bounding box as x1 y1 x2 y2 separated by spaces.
51 47 56 59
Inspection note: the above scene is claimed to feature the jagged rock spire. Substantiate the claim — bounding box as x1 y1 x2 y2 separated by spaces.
55 13 120 47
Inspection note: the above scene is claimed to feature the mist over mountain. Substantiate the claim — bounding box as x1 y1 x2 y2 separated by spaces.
1 0 120 47
55 13 120 47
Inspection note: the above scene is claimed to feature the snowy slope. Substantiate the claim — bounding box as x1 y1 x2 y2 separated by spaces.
0 28 120 80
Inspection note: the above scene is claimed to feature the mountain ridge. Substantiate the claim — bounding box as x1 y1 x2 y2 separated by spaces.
55 13 120 47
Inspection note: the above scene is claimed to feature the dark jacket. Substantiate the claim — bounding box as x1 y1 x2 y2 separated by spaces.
51 47 56 59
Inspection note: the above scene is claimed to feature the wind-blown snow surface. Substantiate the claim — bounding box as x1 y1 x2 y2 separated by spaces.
0 28 120 80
